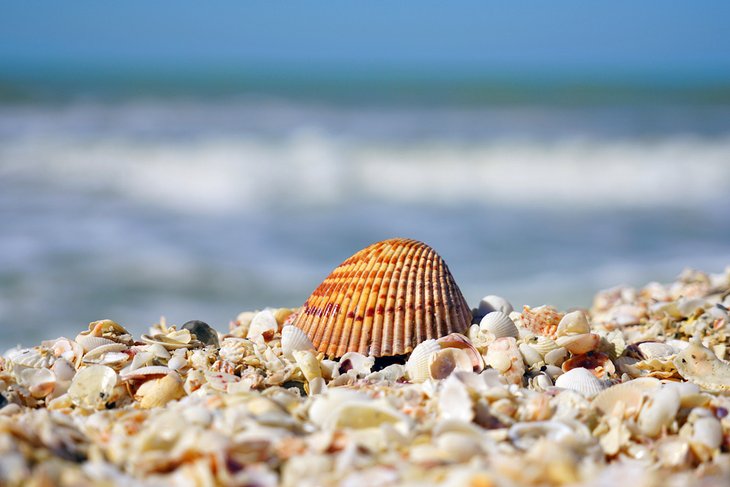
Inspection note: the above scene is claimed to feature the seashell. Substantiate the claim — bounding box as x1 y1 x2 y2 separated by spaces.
479 311 518 338
338 352 375 376
247 309 279 338
82 343 128 363
438 375 474 422
508 421 578 450
636 341 675 360
51 358 76 382
554 367 606 397
556 310 590 337
405 339 441 382
562 351 615 378
291 238 472 358
601 330 626 359
520 305 563 339
281 325 315 358
140 327 200 350
292 350 322 383
555 333 600 355
182 320 219 347
120 365 176 381
687 414 723 451
436 333 485 372
637 386 680 437
518 344 544 367
527 335 559 357
134 373 185 409
592 377 660 416
20 368 56 398
484 337 524 385
428 348 473 380
167 353 188 371
75 335 117 353
673 340 730 392
544 347 568 366
68 364 118 410
477 295 514 316
5 347 54 370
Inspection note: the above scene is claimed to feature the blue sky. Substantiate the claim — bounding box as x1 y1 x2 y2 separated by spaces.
1 1 729 78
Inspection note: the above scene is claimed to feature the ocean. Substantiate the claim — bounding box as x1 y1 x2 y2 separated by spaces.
1 71 730 349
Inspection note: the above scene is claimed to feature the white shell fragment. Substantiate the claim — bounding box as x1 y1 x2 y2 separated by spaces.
477 294 514 316
67 365 118 409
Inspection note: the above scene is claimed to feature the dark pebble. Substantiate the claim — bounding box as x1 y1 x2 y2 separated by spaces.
182 320 220 347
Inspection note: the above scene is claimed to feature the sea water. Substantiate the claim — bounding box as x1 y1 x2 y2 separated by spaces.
1 78 729 348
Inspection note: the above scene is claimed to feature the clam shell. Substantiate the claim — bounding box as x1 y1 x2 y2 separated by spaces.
292 238 471 357
68 365 118 409
120 365 176 381
554 367 606 397
405 339 441 382
556 310 590 336
75 335 117 353
479 311 518 339
436 333 485 372
555 333 600 355
637 341 675 360
281 325 315 358
674 341 730 392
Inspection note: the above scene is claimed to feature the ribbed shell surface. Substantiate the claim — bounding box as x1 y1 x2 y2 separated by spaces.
293 238 472 358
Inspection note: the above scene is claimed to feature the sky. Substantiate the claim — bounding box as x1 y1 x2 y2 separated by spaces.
1 1 729 78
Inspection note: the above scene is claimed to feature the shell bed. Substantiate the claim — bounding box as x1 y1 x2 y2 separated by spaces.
2 268 730 486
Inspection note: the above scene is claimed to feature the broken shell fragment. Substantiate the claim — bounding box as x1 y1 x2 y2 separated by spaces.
674 340 730 392
68 365 118 410
637 386 680 437
556 310 590 336
247 309 279 338
555 333 600 355
291 238 472 357
428 348 473 380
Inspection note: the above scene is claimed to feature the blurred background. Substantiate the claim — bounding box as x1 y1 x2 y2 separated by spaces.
1 1 729 348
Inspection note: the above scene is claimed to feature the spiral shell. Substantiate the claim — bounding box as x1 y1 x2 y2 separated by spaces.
291 238 471 357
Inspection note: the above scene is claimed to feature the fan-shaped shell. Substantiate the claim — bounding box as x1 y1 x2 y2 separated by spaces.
281 325 315 358
292 238 471 357
479 311 518 338
554 367 606 397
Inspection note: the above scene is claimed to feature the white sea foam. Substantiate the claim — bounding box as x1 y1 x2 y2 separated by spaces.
2 131 730 213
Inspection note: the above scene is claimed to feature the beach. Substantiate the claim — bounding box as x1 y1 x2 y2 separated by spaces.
1 263 729 485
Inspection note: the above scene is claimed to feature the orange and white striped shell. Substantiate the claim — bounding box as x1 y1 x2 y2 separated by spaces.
291 238 471 358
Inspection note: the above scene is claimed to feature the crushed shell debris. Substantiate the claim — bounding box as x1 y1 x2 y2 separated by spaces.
1 267 730 486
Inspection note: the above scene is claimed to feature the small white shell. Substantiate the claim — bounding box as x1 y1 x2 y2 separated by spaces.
281 325 315 358
405 339 441 382
529 335 559 357
477 295 514 316
637 342 675 359
339 352 374 376
556 310 590 336
690 416 723 450
247 309 279 338
544 347 568 366
82 343 128 362
518 343 544 367
555 333 600 355
479 311 518 338
75 335 117 353
554 367 605 397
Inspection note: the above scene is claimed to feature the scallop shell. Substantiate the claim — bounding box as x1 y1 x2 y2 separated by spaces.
554 367 606 397
281 325 315 358
479 311 519 339
592 377 660 416
291 238 472 357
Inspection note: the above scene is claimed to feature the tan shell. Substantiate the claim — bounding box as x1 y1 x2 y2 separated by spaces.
292 238 471 357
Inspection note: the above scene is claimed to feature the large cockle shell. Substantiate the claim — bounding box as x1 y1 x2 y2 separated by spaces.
292 239 471 357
